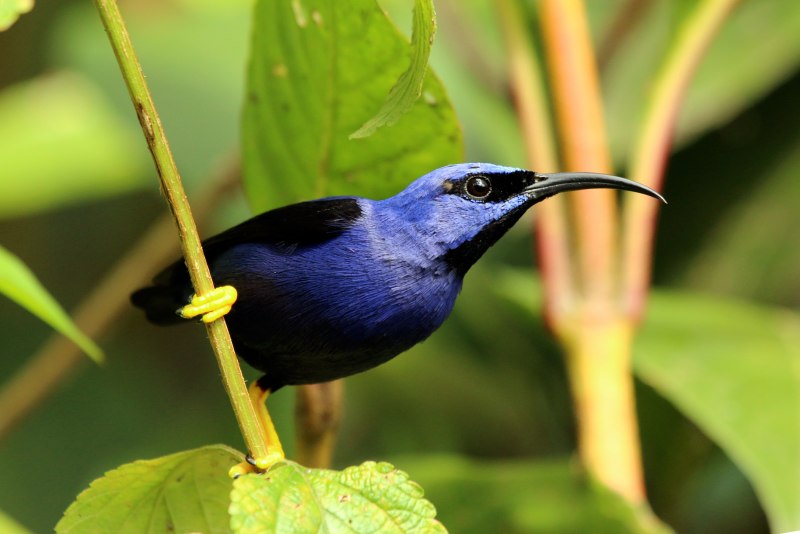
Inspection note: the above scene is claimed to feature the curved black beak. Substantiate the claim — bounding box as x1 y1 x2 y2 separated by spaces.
525 172 666 203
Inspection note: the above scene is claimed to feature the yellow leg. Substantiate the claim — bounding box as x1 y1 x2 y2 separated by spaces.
228 380 286 478
248 381 286 468
180 285 237 323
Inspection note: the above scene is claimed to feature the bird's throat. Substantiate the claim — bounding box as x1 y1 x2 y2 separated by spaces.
442 205 530 276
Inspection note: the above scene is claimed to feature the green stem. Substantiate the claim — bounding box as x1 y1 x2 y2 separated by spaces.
0 159 238 442
622 0 740 320
92 0 268 464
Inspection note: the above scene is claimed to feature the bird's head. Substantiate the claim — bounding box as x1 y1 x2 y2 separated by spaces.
386 162 664 275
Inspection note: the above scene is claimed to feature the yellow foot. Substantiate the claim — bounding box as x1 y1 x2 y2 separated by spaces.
228 452 285 478
179 285 237 323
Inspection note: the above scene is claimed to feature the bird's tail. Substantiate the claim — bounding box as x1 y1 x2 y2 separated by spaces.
130 285 189 326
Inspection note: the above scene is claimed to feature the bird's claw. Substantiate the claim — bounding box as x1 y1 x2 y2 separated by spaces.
180 285 238 323
228 452 285 479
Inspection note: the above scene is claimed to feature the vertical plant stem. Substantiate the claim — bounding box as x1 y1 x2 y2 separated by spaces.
295 380 344 468
562 319 642 500
495 0 576 323
538 0 645 503
540 0 616 303
622 0 739 319
92 0 269 464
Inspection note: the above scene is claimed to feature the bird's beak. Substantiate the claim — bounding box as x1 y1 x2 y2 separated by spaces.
525 172 666 203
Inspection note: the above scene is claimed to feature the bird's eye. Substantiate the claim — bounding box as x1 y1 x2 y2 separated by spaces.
465 175 492 199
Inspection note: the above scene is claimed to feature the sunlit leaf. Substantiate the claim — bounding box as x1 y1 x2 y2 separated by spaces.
56 445 242 534
350 0 436 139
0 245 102 362
243 0 462 211
230 460 446 534
0 0 32 31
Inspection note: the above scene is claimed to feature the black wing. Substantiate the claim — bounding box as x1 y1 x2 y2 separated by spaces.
132 197 363 324
156 196 362 283
199 197 363 259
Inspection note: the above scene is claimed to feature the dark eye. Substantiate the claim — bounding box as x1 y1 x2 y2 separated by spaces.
465 175 492 199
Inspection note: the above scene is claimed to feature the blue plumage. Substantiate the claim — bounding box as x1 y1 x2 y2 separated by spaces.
132 163 663 390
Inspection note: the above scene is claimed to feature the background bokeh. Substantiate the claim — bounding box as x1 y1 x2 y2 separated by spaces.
1 1 798 532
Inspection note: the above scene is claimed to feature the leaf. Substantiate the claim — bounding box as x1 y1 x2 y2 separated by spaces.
56 445 242 534
494 270 800 532
0 0 32 31
0 245 102 362
0 72 148 219
230 460 446 534
0 509 32 534
396 455 670 534
349 0 435 139
243 0 463 211
634 291 800 533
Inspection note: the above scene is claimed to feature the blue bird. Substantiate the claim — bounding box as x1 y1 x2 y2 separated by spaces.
132 162 663 469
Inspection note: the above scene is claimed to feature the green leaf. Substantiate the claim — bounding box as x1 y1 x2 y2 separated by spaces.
0 245 102 362
243 0 463 211
0 72 148 219
56 445 242 534
397 455 670 534
0 0 32 31
350 0 436 139
635 291 800 533
0 509 32 534
494 270 800 532
230 460 446 534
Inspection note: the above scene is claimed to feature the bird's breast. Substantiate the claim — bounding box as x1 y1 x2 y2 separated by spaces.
212 237 462 384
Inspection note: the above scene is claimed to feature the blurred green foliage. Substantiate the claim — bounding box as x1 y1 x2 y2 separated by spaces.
0 0 32 32
0 0 798 532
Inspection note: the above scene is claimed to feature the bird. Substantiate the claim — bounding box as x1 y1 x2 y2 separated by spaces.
132 162 664 470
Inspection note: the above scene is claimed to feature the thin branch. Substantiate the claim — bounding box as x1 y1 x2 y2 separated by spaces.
621 0 739 319
0 160 239 441
92 0 268 464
